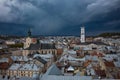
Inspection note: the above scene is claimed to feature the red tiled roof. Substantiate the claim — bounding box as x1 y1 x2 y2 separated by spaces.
0 62 10 69
83 60 92 67
104 61 115 67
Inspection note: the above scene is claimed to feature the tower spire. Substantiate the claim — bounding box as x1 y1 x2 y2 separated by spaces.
28 28 32 37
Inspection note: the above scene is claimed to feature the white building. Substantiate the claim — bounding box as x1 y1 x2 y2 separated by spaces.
7 63 42 78
5 41 15 45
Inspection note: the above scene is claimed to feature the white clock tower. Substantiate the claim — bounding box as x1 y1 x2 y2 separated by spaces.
80 27 85 43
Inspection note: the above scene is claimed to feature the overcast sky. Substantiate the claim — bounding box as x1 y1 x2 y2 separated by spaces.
0 0 120 36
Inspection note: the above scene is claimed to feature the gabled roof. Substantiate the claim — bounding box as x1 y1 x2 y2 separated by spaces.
67 66 74 71
46 64 62 75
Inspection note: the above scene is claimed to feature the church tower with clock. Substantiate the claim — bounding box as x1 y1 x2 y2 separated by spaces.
80 27 85 43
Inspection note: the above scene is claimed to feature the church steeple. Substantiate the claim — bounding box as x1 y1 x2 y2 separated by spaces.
28 28 32 37
24 28 32 49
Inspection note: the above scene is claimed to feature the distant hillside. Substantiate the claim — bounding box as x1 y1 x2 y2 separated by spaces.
98 32 120 37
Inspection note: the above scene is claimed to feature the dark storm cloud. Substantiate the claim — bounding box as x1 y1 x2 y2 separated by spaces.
0 0 120 35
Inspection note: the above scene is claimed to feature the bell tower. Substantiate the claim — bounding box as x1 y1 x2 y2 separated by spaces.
24 29 32 49
28 28 32 37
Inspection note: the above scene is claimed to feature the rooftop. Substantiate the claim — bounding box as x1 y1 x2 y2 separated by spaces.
9 63 40 71
26 43 56 50
41 75 92 80
46 64 62 75
104 61 115 67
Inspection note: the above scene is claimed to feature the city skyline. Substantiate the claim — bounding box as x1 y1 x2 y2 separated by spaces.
0 0 120 36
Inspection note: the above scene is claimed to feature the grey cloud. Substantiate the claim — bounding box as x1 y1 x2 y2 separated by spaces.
82 0 120 22
0 0 120 35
